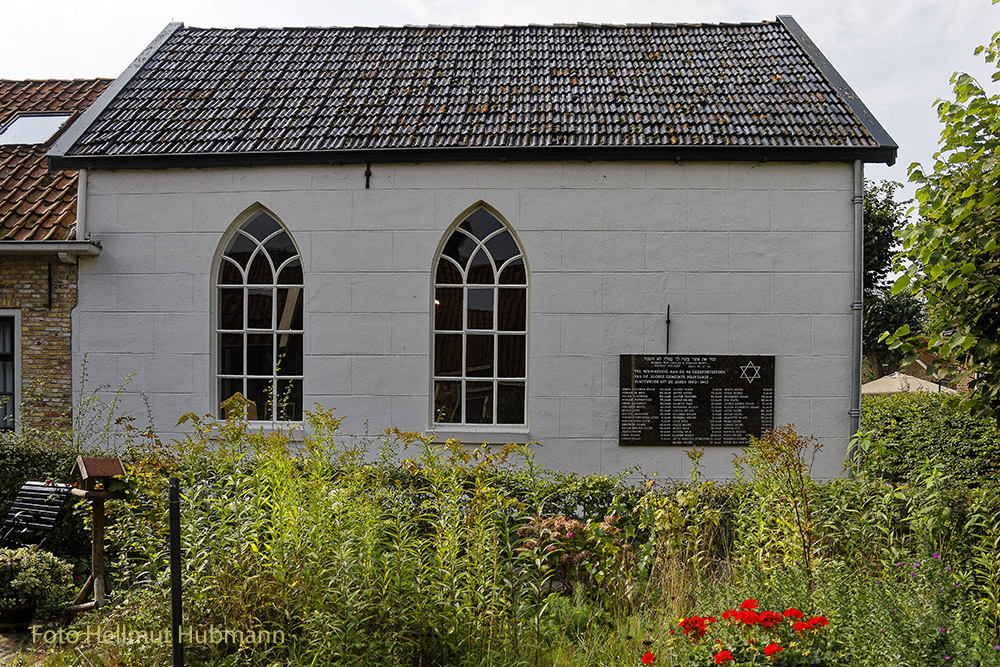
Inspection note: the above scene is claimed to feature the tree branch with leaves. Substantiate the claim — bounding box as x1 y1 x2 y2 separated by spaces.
887 25 1000 419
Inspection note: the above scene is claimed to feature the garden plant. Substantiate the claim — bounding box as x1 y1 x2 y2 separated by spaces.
1 389 998 666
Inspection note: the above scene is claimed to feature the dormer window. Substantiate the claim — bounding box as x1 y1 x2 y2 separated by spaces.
0 113 72 145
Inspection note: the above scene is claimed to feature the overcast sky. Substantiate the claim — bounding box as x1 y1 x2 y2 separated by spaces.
5 0 998 201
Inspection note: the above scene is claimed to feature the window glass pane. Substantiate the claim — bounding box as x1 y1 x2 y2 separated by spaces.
0 399 13 430
277 258 303 285
435 288 462 330
434 334 462 377
467 289 493 330
247 252 274 284
466 248 494 284
0 113 71 145
442 231 477 269
497 288 526 332
485 232 519 265
498 335 526 378
497 382 525 424
275 379 303 420
276 334 303 375
435 258 462 284
218 289 243 330
466 334 494 377
499 259 526 285
0 360 13 394
264 232 297 270
243 212 281 242
465 382 493 424
276 287 303 330
246 334 274 375
247 289 273 329
459 209 502 240
219 334 243 375
219 378 245 418
0 318 12 354
247 379 272 420
218 258 243 285
434 381 462 423
224 233 256 268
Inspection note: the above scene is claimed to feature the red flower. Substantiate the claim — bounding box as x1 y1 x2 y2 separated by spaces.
757 610 783 628
764 643 785 657
714 649 734 665
808 616 829 627
793 621 808 632
738 609 759 625
783 607 804 619
642 651 655 664
741 599 759 610
722 609 739 621
680 616 710 637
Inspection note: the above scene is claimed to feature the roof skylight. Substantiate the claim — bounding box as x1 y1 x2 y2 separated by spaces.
0 113 73 146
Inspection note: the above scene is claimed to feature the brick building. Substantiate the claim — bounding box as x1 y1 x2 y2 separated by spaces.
0 79 110 431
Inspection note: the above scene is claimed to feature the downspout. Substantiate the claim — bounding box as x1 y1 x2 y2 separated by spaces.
850 160 864 438
76 168 88 241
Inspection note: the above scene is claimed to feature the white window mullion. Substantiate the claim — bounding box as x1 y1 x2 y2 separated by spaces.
216 210 303 422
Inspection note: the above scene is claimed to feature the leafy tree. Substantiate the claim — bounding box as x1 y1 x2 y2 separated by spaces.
861 179 922 379
863 179 908 290
863 287 923 379
889 28 1000 419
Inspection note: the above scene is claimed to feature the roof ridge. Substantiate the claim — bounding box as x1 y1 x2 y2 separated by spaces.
0 79 114 84
178 20 780 31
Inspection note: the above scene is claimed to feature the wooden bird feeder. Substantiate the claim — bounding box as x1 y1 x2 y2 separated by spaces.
66 456 125 614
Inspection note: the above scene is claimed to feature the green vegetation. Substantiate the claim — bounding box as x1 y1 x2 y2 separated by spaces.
0 397 992 667
889 22 1000 419
859 392 1000 484
862 179 924 380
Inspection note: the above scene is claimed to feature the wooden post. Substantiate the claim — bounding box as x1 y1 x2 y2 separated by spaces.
66 457 124 616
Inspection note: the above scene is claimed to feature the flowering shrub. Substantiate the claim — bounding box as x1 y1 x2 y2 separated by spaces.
0 546 74 616
666 599 833 666
517 512 636 593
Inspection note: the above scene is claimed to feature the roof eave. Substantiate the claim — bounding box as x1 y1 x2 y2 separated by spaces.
49 143 897 171
0 240 102 258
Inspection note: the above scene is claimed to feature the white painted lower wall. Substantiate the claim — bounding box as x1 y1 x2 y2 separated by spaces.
73 159 857 479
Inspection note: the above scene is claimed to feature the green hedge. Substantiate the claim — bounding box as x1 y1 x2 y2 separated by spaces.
0 430 90 560
859 392 1000 483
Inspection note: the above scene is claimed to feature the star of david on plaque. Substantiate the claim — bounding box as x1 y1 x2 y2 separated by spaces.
740 360 761 384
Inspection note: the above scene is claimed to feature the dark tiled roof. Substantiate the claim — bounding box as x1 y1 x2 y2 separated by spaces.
0 79 111 241
58 21 894 164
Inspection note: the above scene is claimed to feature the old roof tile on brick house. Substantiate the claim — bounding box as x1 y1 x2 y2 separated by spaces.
50 17 896 169
0 79 112 241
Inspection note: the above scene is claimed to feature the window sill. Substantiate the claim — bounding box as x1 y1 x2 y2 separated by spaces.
216 419 306 441
426 426 531 445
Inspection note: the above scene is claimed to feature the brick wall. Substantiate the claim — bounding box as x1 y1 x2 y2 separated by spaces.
0 255 76 431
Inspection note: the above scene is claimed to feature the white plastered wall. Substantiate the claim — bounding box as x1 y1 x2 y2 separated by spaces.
74 160 855 479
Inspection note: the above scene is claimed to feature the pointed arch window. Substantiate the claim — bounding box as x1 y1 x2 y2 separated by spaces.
433 207 527 426
216 210 303 421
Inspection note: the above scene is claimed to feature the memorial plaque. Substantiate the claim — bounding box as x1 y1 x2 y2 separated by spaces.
619 355 774 447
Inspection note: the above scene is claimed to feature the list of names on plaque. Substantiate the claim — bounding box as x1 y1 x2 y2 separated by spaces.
619 355 775 447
